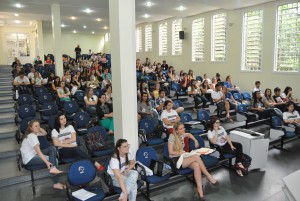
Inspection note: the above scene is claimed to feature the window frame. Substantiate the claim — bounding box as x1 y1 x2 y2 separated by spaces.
211 12 227 62
191 17 205 62
172 18 183 56
144 24 152 52
159 22 168 57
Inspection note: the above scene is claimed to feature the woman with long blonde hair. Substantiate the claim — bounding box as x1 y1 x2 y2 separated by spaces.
168 122 218 200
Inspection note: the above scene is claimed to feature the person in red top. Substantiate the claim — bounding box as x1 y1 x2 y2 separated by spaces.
45 56 53 65
180 73 190 92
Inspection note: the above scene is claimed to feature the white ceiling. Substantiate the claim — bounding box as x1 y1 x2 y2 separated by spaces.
0 0 275 34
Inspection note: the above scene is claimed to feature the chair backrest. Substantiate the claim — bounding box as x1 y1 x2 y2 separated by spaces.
271 116 283 128
173 99 184 108
242 92 252 100
139 119 154 135
68 159 96 186
197 110 210 121
18 104 36 119
37 136 50 150
73 112 90 128
74 91 85 102
38 93 54 105
180 112 193 123
20 117 36 134
196 76 203 82
238 104 248 113
34 87 49 97
87 126 108 141
17 94 33 106
64 100 79 114
233 92 243 102
163 143 169 158
171 83 181 92
136 147 158 167
189 135 205 150
41 102 58 116
48 115 56 130
93 88 103 97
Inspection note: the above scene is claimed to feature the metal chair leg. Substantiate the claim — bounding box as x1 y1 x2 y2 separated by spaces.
31 170 36 195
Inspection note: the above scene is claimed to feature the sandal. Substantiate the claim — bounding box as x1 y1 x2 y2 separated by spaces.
226 117 234 123
53 183 66 190
236 169 243 177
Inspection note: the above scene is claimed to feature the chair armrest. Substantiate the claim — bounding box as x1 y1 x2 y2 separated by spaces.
135 163 147 180
103 171 114 194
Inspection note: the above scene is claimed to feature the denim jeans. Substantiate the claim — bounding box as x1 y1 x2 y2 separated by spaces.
26 146 59 184
111 170 138 201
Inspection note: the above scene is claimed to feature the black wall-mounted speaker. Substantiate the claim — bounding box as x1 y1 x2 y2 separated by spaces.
179 31 184 39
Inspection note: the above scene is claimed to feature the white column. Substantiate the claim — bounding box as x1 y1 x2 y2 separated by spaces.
51 3 63 77
109 0 138 153
36 21 44 60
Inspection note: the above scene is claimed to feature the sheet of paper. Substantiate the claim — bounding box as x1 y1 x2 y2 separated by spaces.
72 189 96 201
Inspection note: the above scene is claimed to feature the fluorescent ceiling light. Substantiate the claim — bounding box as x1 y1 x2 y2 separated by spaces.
103 26 108 30
96 18 101 22
83 25 87 29
73 30 77 33
92 31 95 34
71 16 76 20
177 6 186 11
84 8 92 13
14 13 19 17
145 1 153 7
15 3 22 8
61 24 65 28
14 20 21 24
144 14 150 18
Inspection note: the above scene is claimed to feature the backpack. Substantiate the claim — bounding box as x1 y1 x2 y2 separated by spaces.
153 124 168 139
84 131 108 153
241 153 252 175
138 129 147 144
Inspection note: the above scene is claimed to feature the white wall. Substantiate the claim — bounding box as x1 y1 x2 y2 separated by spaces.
132 0 299 98
0 26 36 65
43 31 105 58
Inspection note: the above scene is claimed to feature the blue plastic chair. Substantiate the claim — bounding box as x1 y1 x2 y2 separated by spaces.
173 99 184 108
189 136 219 168
64 100 80 120
74 91 86 107
16 117 36 143
163 143 193 176
33 87 49 100
40 102 58 123
241 92 252 101
72 111 91 136
67 160 105 201
233 92 243 103
270 116 296 151
196 76 203 82
15 94 34 111
237 104 257 128
139 119 164 146
197 110 210 131
15 104 36 125
180 113 204 135
171 83 187 99
86 126 114 157
136 147 170 198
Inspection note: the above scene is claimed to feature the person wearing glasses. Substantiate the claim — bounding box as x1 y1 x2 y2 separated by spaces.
207 116 246 177
107 139 138 201
283 101 300 134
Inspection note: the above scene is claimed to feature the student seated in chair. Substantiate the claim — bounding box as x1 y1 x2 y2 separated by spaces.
168 122 218 200
13 71 31 94
57 81 71 102
107 139 138 201
207 117 246 177
20 120 65 190
97 94 114 134
155 89 184 115
283 101 300 134
211 83 233 123
161 100 181 134
51 112 104 171
250 91 275 119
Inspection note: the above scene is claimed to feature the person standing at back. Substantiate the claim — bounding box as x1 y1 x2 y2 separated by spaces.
75 45 81 62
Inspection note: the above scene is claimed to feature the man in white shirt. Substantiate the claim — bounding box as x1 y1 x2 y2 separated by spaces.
13 71 31 95
155 89 184 115
252 81 264 97
211 83 233 122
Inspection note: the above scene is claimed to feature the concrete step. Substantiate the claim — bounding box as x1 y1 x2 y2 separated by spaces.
0 86 13 91
0 113 15 125
0 90 13 97
0 97 14 104
0 123 17 140
0 103 15 113
0 138 20 155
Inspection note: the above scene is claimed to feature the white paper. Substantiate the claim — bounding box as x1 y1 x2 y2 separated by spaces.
72 189 96 201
